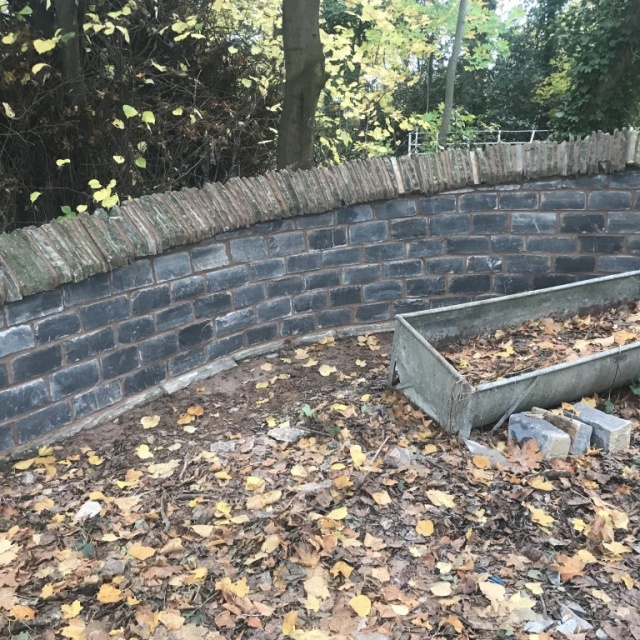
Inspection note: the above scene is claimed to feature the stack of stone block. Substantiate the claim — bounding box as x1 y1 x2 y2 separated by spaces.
508 403 632 458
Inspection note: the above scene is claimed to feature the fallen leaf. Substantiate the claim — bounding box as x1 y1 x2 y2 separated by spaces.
527 505 554 528
97 584 123 603
349 594 372 617
128 545 156 560
318 364 337 377
472 455 491 469
158 610 185 630
283 610 298 636
416 520 434 537
136 444 153 459
191 525 213 538
430 582 452 597
372 491 391 505
187 405 204 416
350 445 367 468
479 581 505 602
216 577 250 597
528 476 554 491
140 415 160 429
326 506 348 520
10 604 36 621
426 490 456 508
61 599 83 619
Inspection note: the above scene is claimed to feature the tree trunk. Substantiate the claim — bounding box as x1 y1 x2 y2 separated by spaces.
438 0 468 147
54 0 86 111
276 0 325 170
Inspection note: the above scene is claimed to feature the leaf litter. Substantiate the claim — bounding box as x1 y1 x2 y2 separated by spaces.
0 333 638 639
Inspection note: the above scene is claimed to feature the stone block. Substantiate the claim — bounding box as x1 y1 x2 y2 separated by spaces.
247 324 278 345
418 195 456 214
169 347 207 377
124 363 166 396
306 271 340 290
363 281 403 302
530 407 592 455
318 309 352 328
7 290 63 325
447 236 489 254
0 364 7 388
230 237 268 262
491 236 525 252
391 218 428 240
170 275 205 301
560 213 605 233
508 413 570 459
499 192 538 210
570 403 631 453
431 214 469 236
191 244 229 272
35 313 81 343
355 303 390 323
178 321 214 348
51 361 100 400
288 253 323 272
235 283 266 307
426 257 464 274
336 204 373 224
215 308 254 335
73 382 123 418
16 402 72 443
459 193 497 212
118 317 154 345
268 232 305 256
296 211 334 228
555 256 596 273
527 237 577 253
599 256 640 272
406 277 445 297
511 212 556 234
588 191 632 210
407 239 444 258
349 221 388 244
294 290 327 313
13 346 62 382
206 266 248 291
374 198 416 219
209 334 244 360
65 328 116 362
139 334 179 363
504 255 550 273
532 274 576 289
131 286 170 315
578 236 623 254
63 273 111 306
153 251 192 282
257 298 291 323
494 274 529 294
364 243 404 261
467 256 503 273
81 296 130 330
609 171 640 188
0 326 35 358
540 191 585 210
448 275 491 295
0 379 49 422
101 347 139 379
249 259 285 281
472 213 509 234
394 299 430 314
608 212 640 233
344 265 381 285
268 277 304 297
308 228 347 250
155 303 193 331
330 286 361 307
111 260 154 292
194 292 232 318
281 315 316 336
385 260 423 278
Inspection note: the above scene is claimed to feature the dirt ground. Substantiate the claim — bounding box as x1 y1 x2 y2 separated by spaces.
0 332 639 640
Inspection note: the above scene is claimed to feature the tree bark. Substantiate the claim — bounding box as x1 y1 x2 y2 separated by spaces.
276 0 326 170
438 0 468 147
54 0 86 111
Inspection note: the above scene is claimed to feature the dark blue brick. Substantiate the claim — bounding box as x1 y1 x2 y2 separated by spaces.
527 237 577 253
101 347 139 379
81 296 130 330
124 363 166 396
330 286 361 307
111 260 154 292
407 239 444 258
257 298 291 323
491 236 525 252
374 198 416 219
247 325 278 346
131 286 170 316
35 313 81 343
216 309 254 335
308 228 347 250
296 212 334 228
318 309 352 328
73 382 122 419
153 251 192 282
459 193 497 212
394 300 430 315
560 214 605 233
512 212 556 234
494 274 530 294
16 403 72 443
364 243 404 261
169 348 207 377
343 265 381 285
499 192 538 210
418 196 456 214
472 213 509 234
578 236 623 254
268 277 304 297
66 328 115 362
207 266 248 291
406 277 445 297
391 218 428 240
178 321 214 348
555 256 596 273
562 175 608 189
281 315 316 336
209 334 244 360
268 232 305 256
336 204 373 224
0 364 7 387
431 215 470 236
156 303 193 331
13 346 62 383
0 380 48 422
449 275 491 295
230 237 268 262
610 171 640 188
588 191 632 210
504 255 550 272
426 257 464 274
253 219 296 234
7 290 62 325
349 221 388 244
599 256 640 272
447 237 489 254
384 260 423 278
191 244 229 271
532 274 576 289
118 317 154 345
363 281 403 302
467 256 503 273
235 284 266 307
249 259 286 281
0 326 35 358
288 253 323 272
51 361 100 400
293 290 327 313
322 247 360 267
527 179 561 190
171 276 206 302
609 212 640 233
355 303 390 323
628 237 640 254
194 293 232 318
541 191 585 210
306 271 340 290
63 273 111 306
139 334 179 363
0 425 13 450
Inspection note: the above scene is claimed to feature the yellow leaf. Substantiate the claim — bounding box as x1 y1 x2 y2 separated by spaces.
113 155 125 164
390 603 409 615
128 545 156 560
318 364 337 377
355 359 366 367
430 581 452 597
191 525 213 538
266 416 277 428
260 362 273 371
350 445 367 468
527 505 554 528
61 599 83 620
348 594 372 617
10 604 36 621
56 158 71 166
185 567 208 585
2 102 15 119
416 520 434 537
135 444 153 460
294 348 309 359
572 518 588 532
577 548 598 564
87 454 104 465
256 381 269 389
246 490 281 510
372 491 391 506
472 455 491 469
528 476 555 491
525 582 543 595
580 396 597 409
215 576 249 597
426 490 456 509
480 581 506 602
41 583 54 599
602 541 631 555
283 610 298 636
140 415 160 429
326 506 348 520
245 476 266 492
148 460 179 479
13 458 35 470
422 444 437 455
158 610 185 631
96 583 123 603
330 561 353 579
261 535 280 553
444 615 464 633
60 619 86 639
33 38 57 54
34 498 54 512
177 413 194 425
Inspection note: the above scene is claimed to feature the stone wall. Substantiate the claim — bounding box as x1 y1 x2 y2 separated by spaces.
1 131 640 453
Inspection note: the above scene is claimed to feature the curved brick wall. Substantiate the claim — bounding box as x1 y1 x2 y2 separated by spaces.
1 133 640 453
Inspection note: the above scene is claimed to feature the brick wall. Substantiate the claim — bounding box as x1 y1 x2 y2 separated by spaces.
1 170 640 453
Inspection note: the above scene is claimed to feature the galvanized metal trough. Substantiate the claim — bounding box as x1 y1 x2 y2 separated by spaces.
389 271 640 438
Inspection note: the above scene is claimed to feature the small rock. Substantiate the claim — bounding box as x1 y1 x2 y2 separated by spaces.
463 439 512 468
74 500 102 521
268 426 306 444
297 481 332 494
210 440 236 454
524 616 555 633
509 413 571 459
21 471 36 486
384 446 413 468
101 557 126 577
556 607 593 635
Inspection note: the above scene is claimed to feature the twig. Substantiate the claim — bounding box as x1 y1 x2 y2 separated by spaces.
490 378 539 434
159 491 171 533
179 455 191 481
352 436 389 495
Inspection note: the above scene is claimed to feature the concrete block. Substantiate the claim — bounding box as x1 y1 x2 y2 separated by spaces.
530 407 592 455
508 413 571 459
570 403 631 453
